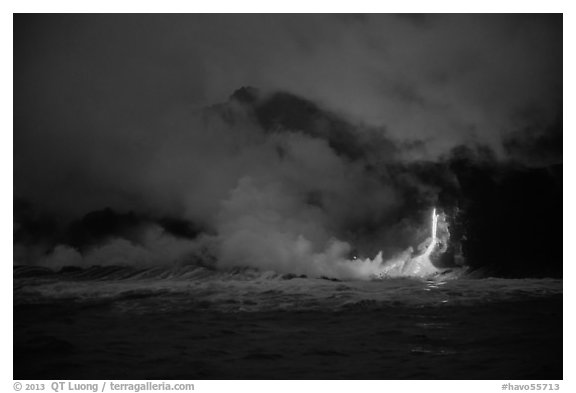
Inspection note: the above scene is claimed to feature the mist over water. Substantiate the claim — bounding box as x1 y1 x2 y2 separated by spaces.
14 88 561 280
15 90 456 280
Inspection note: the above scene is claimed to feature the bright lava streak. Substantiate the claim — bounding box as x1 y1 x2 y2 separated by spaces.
432 207 438 242
366 206 442 279
426 208 438 256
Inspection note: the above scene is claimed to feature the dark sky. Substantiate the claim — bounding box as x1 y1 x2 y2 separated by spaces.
13 14 563 276
15 15 561 145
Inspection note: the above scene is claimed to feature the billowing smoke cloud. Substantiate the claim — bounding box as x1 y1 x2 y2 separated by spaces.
14 14 562 278
15 88 443 278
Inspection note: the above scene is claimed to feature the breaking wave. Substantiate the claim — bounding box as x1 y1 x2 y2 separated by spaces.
14 264 562 314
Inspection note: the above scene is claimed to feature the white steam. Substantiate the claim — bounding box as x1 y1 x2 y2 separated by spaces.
21 106 446 280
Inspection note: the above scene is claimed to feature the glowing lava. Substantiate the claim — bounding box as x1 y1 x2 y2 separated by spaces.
369 207 443 279
342 207 449 280
425 208 439 256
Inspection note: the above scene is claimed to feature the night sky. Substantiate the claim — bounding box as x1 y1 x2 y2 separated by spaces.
14 14 563 278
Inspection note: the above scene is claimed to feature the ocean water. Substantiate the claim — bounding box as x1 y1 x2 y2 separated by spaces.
13 265 563 379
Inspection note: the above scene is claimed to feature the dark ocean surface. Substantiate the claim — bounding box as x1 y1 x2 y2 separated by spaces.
13 265 562 379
